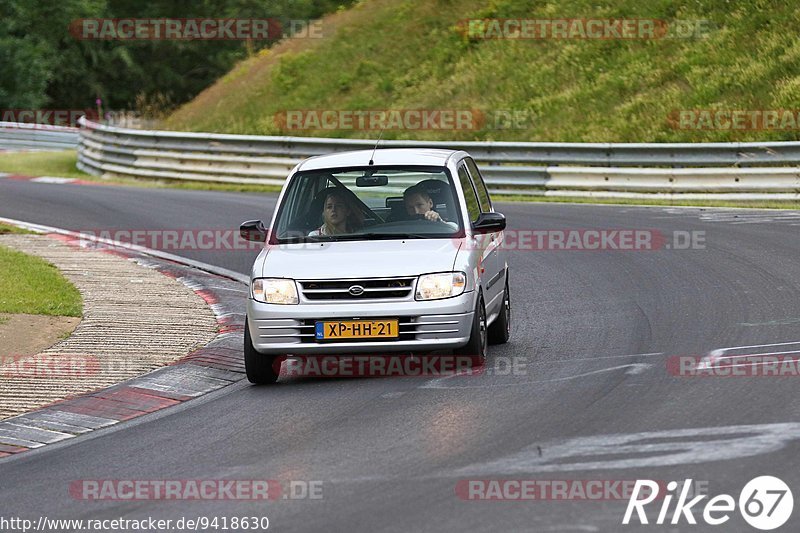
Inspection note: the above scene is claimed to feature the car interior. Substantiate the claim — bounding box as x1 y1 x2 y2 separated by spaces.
278 171 459 238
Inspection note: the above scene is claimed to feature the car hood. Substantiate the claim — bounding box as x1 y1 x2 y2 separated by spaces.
259 239 461 279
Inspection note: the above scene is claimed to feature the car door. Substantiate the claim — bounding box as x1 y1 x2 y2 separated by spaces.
464 157 505 312
456 160 500 308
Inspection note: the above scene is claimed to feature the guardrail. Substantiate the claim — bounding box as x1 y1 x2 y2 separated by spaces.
3 118 799 199
0 122 80 151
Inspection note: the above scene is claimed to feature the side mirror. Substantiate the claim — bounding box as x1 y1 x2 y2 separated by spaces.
472 212 506 234
240 220 268 242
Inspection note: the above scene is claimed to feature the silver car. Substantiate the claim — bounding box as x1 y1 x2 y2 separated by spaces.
239 148 510 384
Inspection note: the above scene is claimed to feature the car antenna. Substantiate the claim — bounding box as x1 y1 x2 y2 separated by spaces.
368 123 387 166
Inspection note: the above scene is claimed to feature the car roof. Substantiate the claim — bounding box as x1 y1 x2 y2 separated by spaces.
296 148 462 172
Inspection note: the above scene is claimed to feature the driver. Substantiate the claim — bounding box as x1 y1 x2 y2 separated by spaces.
404 185 448 223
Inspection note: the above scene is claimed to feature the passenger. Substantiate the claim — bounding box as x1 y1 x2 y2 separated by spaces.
308 189 363 236
403 185 457 229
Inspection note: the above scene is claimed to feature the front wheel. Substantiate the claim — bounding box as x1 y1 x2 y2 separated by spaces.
244 317 280 384
488 278 511 345
462 295 487 367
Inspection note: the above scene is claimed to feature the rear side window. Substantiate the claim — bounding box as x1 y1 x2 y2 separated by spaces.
457 164 481 223
465 158 492 212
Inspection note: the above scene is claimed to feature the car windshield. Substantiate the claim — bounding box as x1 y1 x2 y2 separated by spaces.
272 165 464 243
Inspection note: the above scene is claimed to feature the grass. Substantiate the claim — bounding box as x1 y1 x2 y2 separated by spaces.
165 0 800 144
0 150 90 180
0 222 35 235
0 244 82 317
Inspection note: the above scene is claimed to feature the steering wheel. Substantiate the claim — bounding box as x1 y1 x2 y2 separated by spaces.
409 213 451 226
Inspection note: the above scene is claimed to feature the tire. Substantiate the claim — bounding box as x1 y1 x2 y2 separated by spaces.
462 294 487 367
244 317 280 384
488 277 511 345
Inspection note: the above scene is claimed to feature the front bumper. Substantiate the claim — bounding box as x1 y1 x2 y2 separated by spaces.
247 292 475 355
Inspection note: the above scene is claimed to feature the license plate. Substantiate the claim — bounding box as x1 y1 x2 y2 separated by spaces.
315 319 399 340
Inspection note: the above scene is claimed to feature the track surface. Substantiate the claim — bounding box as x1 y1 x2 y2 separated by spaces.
2 179 800 532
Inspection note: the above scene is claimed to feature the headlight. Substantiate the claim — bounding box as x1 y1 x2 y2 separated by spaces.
252 278 298 305
415 272 466 301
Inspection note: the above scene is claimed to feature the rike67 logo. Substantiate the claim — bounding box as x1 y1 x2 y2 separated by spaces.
623 476 793 530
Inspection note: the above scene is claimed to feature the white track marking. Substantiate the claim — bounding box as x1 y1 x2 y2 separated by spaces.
538 527 599 532
29 176 76 184
420 363 653 390
657 207 800 226
739 317 800 327
699 340 800 369
456 422 800 473
624 363 651 375
709 339 800 355
711 348 800 360
545 352 662 364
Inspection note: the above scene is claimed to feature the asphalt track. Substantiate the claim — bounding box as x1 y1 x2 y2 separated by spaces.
2 178 800 532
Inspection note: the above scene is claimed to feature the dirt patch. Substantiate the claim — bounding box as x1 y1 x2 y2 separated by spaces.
0 313 81 359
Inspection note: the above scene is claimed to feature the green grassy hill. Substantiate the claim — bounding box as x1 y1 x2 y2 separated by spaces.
165 0 800 142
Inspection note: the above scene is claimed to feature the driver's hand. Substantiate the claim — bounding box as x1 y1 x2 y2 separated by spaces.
424 210 443 222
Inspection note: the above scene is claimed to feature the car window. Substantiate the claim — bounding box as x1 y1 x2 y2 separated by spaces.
465 158 492 212
272 165 463 242
457 163 481 223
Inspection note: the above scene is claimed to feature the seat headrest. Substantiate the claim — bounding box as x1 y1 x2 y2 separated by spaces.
412 179 454 219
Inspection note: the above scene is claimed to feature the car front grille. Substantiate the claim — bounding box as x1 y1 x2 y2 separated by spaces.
298 277 415 301
254 316 464 345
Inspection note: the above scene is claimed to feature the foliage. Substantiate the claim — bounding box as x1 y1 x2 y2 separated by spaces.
0 0 353 115
167 0 800 142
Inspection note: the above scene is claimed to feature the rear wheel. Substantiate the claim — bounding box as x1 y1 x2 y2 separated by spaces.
244 317 280 384
462 295 487 367
488 278 511 345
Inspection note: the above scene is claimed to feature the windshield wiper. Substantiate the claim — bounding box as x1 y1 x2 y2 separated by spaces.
277 233 445 243
275 236 320 244
356 232 438 239
280 234 368 243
